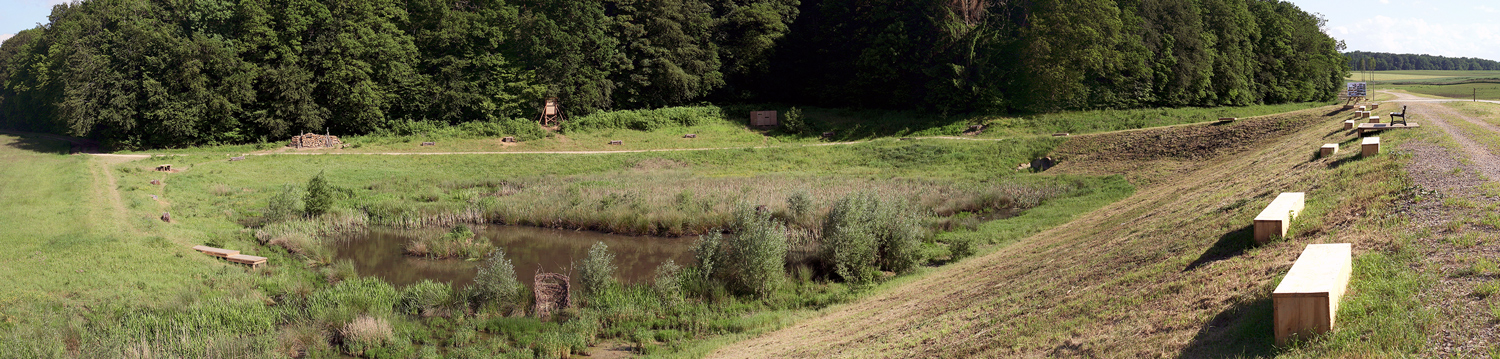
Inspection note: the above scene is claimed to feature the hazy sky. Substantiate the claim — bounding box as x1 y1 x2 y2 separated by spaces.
1 0 1497 61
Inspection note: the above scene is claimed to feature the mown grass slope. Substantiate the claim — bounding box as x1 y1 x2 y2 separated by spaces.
709 105 1429 357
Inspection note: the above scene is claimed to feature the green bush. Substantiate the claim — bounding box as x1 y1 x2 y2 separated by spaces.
473 248 523 311
562 106 724 133
820 193 925 284
692 232 723 283
398 280 453 317
578 242 617 299
652 260 683 303
266 184 303 222
305 171 334 217
782 107 811 134
725 207 789 297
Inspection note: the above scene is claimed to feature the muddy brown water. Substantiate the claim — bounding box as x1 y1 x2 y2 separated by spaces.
333 225 694 288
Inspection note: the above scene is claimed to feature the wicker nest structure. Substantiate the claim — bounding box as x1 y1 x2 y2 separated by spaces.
533 272 572 320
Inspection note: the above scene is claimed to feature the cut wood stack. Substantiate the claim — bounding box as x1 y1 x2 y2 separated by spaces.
288 133 343 149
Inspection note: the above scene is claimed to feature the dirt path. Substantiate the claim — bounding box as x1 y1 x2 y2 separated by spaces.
1380 90 1500 356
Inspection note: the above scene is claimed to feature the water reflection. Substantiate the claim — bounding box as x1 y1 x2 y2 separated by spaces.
333 225 694 288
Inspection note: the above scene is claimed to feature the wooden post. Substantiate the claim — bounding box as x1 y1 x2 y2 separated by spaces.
1273 243 1352 345
1361 137 1380 156
1253 192 1305 243
1320 144 1337 157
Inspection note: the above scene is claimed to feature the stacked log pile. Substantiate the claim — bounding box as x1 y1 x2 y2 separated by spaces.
288 133 343 149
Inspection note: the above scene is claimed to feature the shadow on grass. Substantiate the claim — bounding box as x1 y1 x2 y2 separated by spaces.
0 131 73 155
1176 294 1279 358
1184 225 1257 272
1325 155 1364 169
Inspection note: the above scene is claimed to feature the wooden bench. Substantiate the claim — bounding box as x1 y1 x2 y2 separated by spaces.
1357 105 1366 111
1218 117 1237 122
501 136 517 143
608 140 623 145
226 254 268 268
1361 137 1380 156
229 156 245 161
1343 120 1355 130
1320 144 1337 157
1389 105 1408 125
1367 116 1380 123
1052 133 1070 137
1356 122 1419 135
420 142 436 146
1253 192 1305 243
1273 243 1352 344
1370 104 1380 110
193 245 240 258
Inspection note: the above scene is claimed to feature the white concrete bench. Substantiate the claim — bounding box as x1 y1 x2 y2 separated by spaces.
1254 192 1305 243
1361 137 1380 156
1273 243 1352 344
1320 144 1337 157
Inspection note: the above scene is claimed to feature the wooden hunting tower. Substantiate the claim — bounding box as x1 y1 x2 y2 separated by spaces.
539 97 563 126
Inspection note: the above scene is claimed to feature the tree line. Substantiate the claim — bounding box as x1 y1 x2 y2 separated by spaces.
0 0 1348 149
1345 51 1500 72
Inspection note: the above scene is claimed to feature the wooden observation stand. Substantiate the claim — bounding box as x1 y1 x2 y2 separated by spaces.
539 97 564 126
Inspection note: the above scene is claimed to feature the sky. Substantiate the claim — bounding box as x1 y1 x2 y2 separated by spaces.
0 0 1498 61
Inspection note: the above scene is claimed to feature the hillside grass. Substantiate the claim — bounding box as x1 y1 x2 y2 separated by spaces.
117 102 1330 156
704 103 1438 358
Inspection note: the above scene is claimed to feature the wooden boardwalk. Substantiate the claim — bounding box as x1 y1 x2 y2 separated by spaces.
193 245 266 268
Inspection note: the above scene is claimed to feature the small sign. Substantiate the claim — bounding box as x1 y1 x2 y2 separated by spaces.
1345 82 1367 97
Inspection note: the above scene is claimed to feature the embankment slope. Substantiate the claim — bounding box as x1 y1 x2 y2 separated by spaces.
708 106 1405 357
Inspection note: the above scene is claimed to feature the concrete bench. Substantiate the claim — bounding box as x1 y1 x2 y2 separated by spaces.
1343 120 1355 130
1361 137 1380 156
1254 192 1305 243
1320 144 1338 157
1273 243 1352 344
193 245 240 258
226 254 268 268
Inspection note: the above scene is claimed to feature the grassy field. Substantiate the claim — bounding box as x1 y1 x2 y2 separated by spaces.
1380 83 1500 101
4 98 1446 358
1347 70 1500 83
120 102 1329 157
706 104 1439 357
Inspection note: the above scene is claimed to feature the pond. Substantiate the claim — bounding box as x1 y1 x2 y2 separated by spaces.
333 225 695 288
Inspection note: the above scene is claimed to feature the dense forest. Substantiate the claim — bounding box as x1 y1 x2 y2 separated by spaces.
1346 51 1500 71
0 0 1348 149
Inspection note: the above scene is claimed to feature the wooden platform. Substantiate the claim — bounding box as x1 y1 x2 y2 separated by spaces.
1254 192 1305 243
1356 122 1419 135
193 245 239 258
1273 243 1352 344
226 254 268 268
1320 144 1337 157
1361 137 1380 156
194 245 266 267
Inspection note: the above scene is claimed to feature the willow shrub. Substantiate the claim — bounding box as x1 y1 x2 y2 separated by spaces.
821 193 925 284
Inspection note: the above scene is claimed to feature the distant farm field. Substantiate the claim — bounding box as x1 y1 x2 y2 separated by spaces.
1347 70 1500 83
1385 83 1500 100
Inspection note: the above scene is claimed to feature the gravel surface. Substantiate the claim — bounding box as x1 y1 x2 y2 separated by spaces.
1382 91 1500 356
